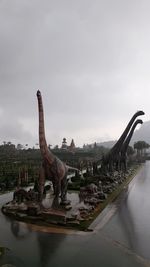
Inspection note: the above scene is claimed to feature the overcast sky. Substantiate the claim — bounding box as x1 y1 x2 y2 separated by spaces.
0 0 150 148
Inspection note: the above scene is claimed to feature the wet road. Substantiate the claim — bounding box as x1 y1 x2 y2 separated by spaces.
99 160 150 261
0 162 150 267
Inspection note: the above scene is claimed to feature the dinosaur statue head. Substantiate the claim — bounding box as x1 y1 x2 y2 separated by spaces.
136 119 143 125
136 110 145 116
37 90 41 97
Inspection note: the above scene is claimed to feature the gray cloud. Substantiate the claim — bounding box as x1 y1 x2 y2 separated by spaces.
0 0 150 147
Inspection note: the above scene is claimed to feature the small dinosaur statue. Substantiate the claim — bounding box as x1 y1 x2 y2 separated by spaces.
13 188 28 202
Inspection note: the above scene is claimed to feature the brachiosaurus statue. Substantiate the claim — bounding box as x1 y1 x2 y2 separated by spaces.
120 119 143 171
101 110 145 172
37 90 74 208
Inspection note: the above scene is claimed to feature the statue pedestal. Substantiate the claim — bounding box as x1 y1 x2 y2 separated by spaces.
42 209 66 225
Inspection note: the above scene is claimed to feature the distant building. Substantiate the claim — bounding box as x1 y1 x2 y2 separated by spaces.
61 138 68 150
69 139 76 152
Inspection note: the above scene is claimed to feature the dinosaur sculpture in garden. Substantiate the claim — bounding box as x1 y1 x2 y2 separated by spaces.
13 188 38 202
120 119 143 171
101 110 145 172
37 90 75 208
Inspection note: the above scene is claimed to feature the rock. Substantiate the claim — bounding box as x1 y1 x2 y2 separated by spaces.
42 209 66 224
79 210 89 218
60 200 71 206
79 206 93 212
16 213 27 218
77 216 85 222
71 210 80 218
98 192 107 200
18 203 27 211
67 220 80 226
84 198 101 206
80 183 98 196
27 205 40 216
67 211 82 222
64 205 72 211
66 215 77 222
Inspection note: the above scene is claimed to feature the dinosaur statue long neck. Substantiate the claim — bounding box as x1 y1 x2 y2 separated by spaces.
111 110 144 154
121 119 143 155
37 90 55 164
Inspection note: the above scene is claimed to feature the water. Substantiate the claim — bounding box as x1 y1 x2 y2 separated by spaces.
0 162 150 266
102 161 150 260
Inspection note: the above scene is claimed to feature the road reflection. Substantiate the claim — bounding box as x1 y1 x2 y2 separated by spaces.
102 161 150 260
8 219 67 267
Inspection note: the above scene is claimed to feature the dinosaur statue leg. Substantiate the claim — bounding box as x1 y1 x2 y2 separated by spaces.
115 158 120 171
124 158 127 172
38 165 45 202
51 177 60 209
108 158 113 172
60 175 70 204
52 179 57 195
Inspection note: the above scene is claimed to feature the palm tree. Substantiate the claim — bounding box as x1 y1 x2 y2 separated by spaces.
7 141 12 145
25 144 28 150
16 144 23 150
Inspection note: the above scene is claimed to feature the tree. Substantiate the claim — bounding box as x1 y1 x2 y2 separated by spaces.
134 141 150 156
53 145 59 150
16 144 23 150
94 142 97 149
48 144 52 150
7 141 12 145
127 146 134 156
25 144 28 149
